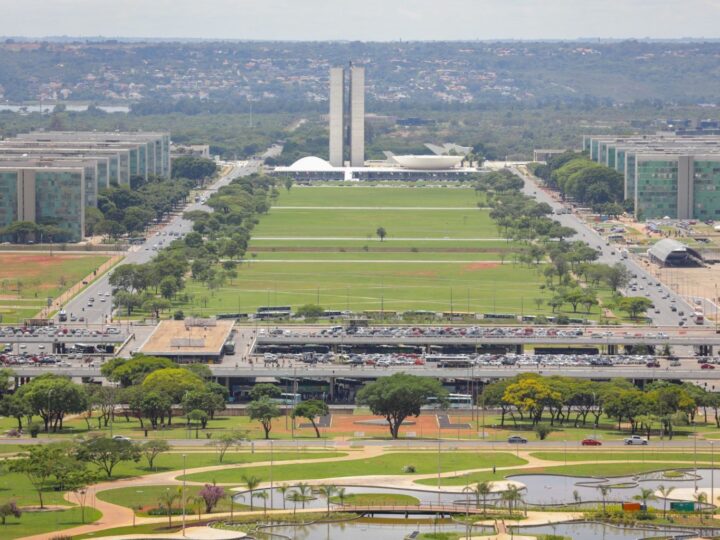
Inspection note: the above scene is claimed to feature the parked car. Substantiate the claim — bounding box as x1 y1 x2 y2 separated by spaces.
701 363 716 370
581 438 602 446
507 435 528 444
111 435 131 442
624 435 648 445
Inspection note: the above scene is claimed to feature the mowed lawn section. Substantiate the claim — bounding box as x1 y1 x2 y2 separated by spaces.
276 185 486 207
0 253 110 323
181 452 526 484
183 261 552 314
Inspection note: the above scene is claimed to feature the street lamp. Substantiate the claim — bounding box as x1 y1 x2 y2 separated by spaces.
711 441 715 516
182 453 187 536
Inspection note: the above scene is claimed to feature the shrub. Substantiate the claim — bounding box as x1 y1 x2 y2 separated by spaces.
403 465 416 473
28 423 41 438
534 424 553 440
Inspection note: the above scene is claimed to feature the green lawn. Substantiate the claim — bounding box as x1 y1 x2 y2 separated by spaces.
180 261 557 315
180 452 526 484
248 251 507 261
0 507 101 539
416 462 697 487
330 493 421 506
252 209 498 239
278 186 486 207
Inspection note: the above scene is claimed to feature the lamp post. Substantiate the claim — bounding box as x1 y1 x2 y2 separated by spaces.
437 424 442 504
712 441 715 516
182 453 187 536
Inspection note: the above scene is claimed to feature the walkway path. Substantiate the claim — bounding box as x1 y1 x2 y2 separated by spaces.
271 206 491 210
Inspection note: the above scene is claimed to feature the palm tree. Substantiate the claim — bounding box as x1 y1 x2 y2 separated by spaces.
694 492 708 522
477 481 494 515
598 485 612 515
295 482 311 509
501 485 523 516
190 494 204 520
157 488 180 527
288 491 303 516
657 485 675 518
254 491 269 515
316 484 337 516
278 484 290 510
634 487 656 513
241 474 262 511
335 487 347 507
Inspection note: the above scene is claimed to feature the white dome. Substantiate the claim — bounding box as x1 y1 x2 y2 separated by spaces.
287 156 334 171
391 155 464 170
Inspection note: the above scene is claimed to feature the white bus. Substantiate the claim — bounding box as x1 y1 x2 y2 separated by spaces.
426 393 473 409
272 393 302 406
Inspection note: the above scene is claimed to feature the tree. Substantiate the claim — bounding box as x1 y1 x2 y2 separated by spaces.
141 440 170 470
534 423 553 440
355 373 448 439
316 484 337 516
247 398 282 439
75 436 141 478
17 374 87 432
249 383 281 401
142 297 171 319
102 356 177 387
287 491 303 516
657 485 675 518
198 482 225 513
277 484 290 510
598 485 612 514
138 391 173 430
694 491 708 522
8 444 70 508
66 469 102 524
634 487 656 513
157 488 180 527
242 474 262 511
615 297 653 319
142 368 204 404
376 227 387 242
0 393 32 430
211 432 246 463
187 409 208 438
464 481 493 514
182 388 225 427
292 400 330 438
501 484 523 516
502 375 561 425
0 501 21 525
295 304 324 320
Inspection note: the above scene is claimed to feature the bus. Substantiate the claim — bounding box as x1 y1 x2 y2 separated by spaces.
425 354 474 368
426 393 473 409
694 312 705 325
223 341 236 355
58 310 68 322
272 393 302 406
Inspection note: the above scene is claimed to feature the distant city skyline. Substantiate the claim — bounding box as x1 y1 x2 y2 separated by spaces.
1 0 720 41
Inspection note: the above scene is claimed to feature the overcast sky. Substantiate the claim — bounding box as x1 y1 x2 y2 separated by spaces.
1 0 720 41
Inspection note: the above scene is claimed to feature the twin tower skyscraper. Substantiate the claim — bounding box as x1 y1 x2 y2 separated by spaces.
329 65 365 167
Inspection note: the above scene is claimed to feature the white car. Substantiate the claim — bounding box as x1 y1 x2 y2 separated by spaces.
624 435 648 445
112 435 131 442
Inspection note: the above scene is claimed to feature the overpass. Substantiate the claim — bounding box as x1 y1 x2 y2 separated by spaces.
9 363 720 381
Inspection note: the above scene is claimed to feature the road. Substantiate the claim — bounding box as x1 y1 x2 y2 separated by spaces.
59 160 262 326
513 166 697 327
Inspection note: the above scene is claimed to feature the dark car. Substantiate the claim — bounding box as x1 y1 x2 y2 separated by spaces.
508 435 528 444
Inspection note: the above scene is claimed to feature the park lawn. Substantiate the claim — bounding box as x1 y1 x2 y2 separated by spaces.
97 485 251 516
532 451 718 462
278 186 486 207
0 471 73 507
329 493 421 506
180 452 526 484
248 251 509 262
416 462 697 487
0 253 110 323
177 261 558 315
252 208 498 239
108 451 346 478
250 239 511 249
0 507 101 539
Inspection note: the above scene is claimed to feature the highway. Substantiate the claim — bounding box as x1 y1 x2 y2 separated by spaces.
58 160 262 326
513 166 697 327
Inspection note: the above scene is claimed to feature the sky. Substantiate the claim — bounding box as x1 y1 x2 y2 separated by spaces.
1 0 720 41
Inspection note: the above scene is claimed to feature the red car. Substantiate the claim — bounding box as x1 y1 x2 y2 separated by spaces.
581 438 602 446
701 363 716 370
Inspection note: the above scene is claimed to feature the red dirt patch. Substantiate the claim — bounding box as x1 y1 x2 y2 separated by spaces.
462 262 500 271
394 270 438 278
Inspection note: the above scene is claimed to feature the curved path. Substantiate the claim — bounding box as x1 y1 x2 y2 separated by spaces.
17 447 699 540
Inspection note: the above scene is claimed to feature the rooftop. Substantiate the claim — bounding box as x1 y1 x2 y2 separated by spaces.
138 319 235 358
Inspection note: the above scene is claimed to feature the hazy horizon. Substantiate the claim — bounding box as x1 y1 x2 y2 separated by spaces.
1 0 719 41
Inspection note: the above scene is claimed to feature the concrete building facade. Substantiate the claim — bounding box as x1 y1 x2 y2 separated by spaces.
327 65 365 166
